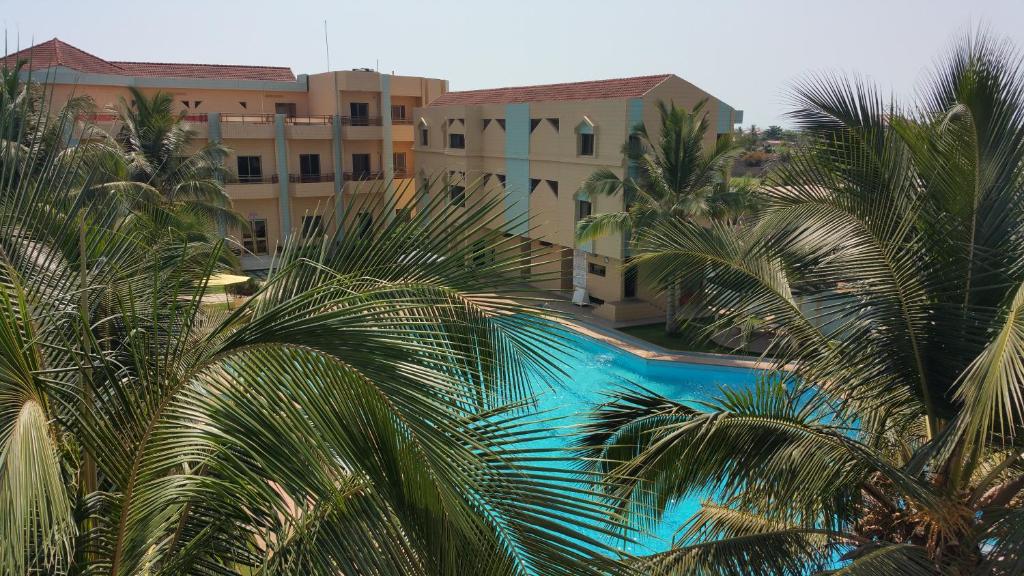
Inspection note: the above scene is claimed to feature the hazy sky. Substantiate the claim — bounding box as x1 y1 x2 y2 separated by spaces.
3 0 1023 127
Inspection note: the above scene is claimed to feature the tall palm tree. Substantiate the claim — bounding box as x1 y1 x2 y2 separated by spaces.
575 99 749 334
94 86 239 236
0 82 630 575
583 32 1024 574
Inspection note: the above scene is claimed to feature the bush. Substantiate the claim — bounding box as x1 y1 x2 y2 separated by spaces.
742 150 770 166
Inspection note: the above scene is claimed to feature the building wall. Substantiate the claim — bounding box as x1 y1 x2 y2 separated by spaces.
411 79 739 320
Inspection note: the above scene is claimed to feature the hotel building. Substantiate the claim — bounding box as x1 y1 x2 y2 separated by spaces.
6 40 741 321
412 75 742 321
4 39 447 269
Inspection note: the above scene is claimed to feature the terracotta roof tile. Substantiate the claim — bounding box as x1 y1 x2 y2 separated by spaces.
2 38 124 75
111 61 295 82
1 38 295 82
429 74 673 106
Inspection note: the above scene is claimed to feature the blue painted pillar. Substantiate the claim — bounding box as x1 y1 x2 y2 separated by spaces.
332 113 344 238
207 112 227 238
623 99 644 258
274 114 291 241
504 103 530 236
380 74 395 217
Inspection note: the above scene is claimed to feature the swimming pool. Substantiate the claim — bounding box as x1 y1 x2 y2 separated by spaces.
527 325 760 555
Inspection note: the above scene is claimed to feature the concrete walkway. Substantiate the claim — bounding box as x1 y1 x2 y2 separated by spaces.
529 291 776 370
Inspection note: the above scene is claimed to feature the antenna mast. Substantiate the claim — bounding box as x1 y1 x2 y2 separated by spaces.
324 20 331 72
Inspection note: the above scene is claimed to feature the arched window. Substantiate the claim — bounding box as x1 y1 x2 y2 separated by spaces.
417 118 429 147
575 117 596 157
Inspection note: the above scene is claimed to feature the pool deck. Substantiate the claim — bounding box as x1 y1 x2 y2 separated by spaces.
530 293 778 371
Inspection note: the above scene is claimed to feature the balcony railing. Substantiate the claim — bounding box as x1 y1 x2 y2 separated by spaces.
340 116 383 126
221 113 275 124
285 115 333 125
343 170 384 181
231 174 279 184
394 169 409 179
77 113 206 123
289 173 335 183
392 117 413 125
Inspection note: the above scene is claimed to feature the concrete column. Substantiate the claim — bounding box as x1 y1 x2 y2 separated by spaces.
623 99 644 259
504 103 530 236
332 113 344 238
274 114 291 242
380 74 395 214
207 112 226 238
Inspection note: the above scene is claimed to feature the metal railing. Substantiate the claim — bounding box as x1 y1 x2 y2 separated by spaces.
392 117 413 125
340 116 383 126
285 115 333 125
230 174 279 185
289 173 335 183
342 170 384 181
393 169 409 179
221 113 275 124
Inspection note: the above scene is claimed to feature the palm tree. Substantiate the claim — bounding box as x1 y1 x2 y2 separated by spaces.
91 86 240 237
575 99 749 334
0 82 629 575
583 32 1024 574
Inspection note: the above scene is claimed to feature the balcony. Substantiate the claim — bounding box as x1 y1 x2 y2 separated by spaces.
342 170 385 181
221 114 275 138
392 116 413 125
234 175 280 184
286 116 332 125
221 113 275 124
225 176 278 200
340 116 383 126
284 115 333 139
288 173 335 183
290 173 335 197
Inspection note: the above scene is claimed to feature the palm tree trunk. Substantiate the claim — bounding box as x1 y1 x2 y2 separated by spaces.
665 278 679 335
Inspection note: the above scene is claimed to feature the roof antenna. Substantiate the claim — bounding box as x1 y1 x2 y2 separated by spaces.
323 20 331 72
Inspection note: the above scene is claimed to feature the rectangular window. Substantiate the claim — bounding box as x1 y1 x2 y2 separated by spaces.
577 199 593 221
448 133 466 149
237 156 263 183
350 102 370 125
299 154 321 182
624 266 638 298
449 184 466 207
301 215 323 238
352 154 372 179
393 152 407 176
242 218 268 255
356 211 372 238
391 104 407 120
579 133 595 156
588 262 607 277
420 127 429 146
275 102 297 117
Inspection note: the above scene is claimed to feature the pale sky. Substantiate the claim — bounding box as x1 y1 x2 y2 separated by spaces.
2 0 1022 128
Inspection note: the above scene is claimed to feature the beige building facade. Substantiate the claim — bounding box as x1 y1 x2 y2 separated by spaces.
5 39 448 270
7 41 742 319
413 75 742 321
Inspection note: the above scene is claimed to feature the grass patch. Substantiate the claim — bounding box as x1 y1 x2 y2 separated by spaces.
618 317 738 355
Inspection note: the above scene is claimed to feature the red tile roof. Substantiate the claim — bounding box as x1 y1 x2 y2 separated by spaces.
111 61 294 81
429 74 673 106
2 38 124 75
1 38 295 82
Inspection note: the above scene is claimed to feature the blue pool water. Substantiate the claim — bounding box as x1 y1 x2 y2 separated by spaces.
527 326 760 555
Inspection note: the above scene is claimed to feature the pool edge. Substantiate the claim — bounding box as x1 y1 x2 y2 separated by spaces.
553 316 777 371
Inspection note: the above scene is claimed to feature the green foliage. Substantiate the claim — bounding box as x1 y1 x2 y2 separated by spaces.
0 72 632 575
584 30 1024 574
